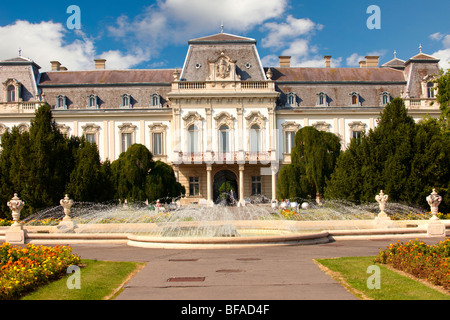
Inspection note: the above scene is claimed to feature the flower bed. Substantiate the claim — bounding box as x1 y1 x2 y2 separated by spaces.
375 239 450 291
0 243 81 300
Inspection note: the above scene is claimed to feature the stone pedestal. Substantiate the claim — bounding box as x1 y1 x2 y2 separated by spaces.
426 189 445 237
5 194 27 244
427 221 446 237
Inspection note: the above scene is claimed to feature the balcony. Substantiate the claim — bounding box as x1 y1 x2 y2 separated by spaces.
404 98 439 109
0 101 43 113
173 151 275 165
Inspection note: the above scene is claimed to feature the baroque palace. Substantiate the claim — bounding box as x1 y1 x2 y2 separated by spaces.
0 31 441 205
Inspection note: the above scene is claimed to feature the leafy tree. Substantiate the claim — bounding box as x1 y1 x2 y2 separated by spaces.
325 98 450 212
111 144 154 202
435 69 450 130
277 126 340 202
145 160 185 203
66 138 115 202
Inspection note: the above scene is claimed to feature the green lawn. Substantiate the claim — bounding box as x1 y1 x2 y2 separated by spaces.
21 259 145 300
315 256 450 300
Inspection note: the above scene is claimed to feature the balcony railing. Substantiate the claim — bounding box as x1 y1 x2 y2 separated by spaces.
171 81 274 92
404 98 439 109
174 151 274 164
0 101 42 113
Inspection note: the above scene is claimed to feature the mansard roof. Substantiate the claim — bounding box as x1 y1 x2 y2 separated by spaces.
0 56 41 69
405 53 440 65
39 69 176 86
188 32 257 44
268 67 406 83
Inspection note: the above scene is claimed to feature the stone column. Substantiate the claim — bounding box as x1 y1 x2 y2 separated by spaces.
239 164 245 206
206 165 213 206
5 194 27 244
271 164 277 202
426 189 445 237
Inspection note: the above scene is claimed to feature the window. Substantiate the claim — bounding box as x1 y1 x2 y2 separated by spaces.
427 82 435 98
87 94 98 108
85 134 96 144
7 85 15 102
285 131 295 154
189 177 200 196
352 131 362 140
219 125 230 153
316 92 328 106
350 92 361 106
121 94 131 108
251 176 262 195
381 92 391 105
152 132 162 155
121 133 132 153
286 92 298 107
151 93 161 107
250 125 261 152
56 95 67 109
188 125 199 153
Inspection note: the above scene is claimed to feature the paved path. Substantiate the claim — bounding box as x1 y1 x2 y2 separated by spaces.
68 236 446 301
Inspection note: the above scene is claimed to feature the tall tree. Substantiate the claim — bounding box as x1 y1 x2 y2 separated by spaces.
435 69 450 130
277 126 340 202
146 161 185 203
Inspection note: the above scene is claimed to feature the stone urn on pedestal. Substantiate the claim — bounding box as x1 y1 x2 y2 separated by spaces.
57 194 76 233
375 190 391 226
426 189 445 237
5 193 27 244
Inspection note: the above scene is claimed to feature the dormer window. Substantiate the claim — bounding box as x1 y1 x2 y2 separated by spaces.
87 94 99 109
286 92 298 107
56 95 67 109
381 92 391 106
316 92 329 106
121 94 132 108
151 93 161 107
349 92 361 106
7 85 15 102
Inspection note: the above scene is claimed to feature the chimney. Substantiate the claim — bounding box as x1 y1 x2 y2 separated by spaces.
359 60 366 68
60 66 68 71
50 61 61 71
365 56 379 68
324 55 332 68
94 59 106 70
279 56 291 67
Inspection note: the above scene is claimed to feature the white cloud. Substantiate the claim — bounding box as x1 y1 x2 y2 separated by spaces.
0 20 147 71
261 15 320 48
430 32 450 70
346 53 365 67
108 0 288 52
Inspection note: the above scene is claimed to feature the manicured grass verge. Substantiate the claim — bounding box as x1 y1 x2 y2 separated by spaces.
315 256 450 300
22 259 145 300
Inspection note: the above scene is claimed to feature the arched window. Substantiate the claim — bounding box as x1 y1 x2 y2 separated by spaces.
121 94 131 108
352 95 358 105
7 85 15 102
250 124 261 152
87 94 98 108
188 125 199 153
56 95 67 109
219 125 230 153
151 93 161 107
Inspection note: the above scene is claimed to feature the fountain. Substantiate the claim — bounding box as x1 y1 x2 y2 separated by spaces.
0 190 447 248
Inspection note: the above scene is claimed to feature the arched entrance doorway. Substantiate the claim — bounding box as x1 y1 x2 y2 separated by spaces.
213 170 238 205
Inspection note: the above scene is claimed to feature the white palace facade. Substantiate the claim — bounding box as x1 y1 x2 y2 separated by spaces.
0 32 442 205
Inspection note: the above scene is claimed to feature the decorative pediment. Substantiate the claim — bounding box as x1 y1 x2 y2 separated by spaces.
183 111 204 128
214 111 235 129
245 111 266 129
312 121 331 132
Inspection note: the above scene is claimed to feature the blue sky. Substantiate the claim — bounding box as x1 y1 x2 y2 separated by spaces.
0 0 448 71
